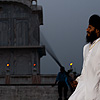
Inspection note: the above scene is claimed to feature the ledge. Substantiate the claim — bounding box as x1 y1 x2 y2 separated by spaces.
0 84 57 86
0 45 46 57
0 45 44 49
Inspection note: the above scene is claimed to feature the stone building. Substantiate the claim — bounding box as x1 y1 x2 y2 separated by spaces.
0 1 71 100
0 0 46 84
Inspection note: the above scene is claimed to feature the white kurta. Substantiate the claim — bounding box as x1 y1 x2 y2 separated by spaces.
68 38 100 100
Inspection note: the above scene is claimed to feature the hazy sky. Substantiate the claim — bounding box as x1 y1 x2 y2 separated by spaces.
37 0 100 74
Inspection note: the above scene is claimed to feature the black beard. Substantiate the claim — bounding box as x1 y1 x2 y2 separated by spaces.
86 30 98 44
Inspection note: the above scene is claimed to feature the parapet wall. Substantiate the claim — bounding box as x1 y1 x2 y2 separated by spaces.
0 85 59 100
0 75 72 100
0 74 57 84
0 85 71 100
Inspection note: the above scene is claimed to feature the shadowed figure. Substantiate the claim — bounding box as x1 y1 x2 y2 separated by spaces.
52 67 69 100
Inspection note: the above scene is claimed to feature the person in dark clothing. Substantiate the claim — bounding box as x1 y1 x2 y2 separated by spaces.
66 69 74 93
66 69 78 94
52 67 68 100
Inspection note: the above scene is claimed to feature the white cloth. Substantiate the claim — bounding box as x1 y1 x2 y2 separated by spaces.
68 38 100 100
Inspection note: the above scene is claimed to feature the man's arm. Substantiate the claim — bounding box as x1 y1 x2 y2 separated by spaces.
76 45 86 83
52 72 59 87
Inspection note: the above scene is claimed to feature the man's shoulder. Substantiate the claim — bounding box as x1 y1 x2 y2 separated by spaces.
96 40 100 51
97 39 100 47
83 43 90 50
57 72 61 75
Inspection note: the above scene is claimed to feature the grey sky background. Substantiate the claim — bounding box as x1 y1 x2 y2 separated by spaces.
37 0 100 74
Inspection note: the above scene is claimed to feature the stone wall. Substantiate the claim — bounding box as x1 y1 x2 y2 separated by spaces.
0 75 72 100
0 85 71 100
0 74 57 84
0 85 59 100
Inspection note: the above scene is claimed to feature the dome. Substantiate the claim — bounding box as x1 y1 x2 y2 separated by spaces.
0 0 32 7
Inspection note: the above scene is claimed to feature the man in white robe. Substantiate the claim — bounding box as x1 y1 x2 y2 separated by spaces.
68 14 100 100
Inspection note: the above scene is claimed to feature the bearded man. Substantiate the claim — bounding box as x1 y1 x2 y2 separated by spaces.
68 14 100 100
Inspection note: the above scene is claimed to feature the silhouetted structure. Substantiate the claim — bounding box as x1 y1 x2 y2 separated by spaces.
0 0 45 84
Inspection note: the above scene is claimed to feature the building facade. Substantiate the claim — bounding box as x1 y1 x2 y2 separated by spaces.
0 0 45 84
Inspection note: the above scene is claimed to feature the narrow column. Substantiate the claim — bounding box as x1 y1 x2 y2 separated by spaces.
5 63 10 84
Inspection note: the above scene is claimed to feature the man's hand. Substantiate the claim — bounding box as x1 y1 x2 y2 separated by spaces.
52 80 57 87
52 84 56 87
